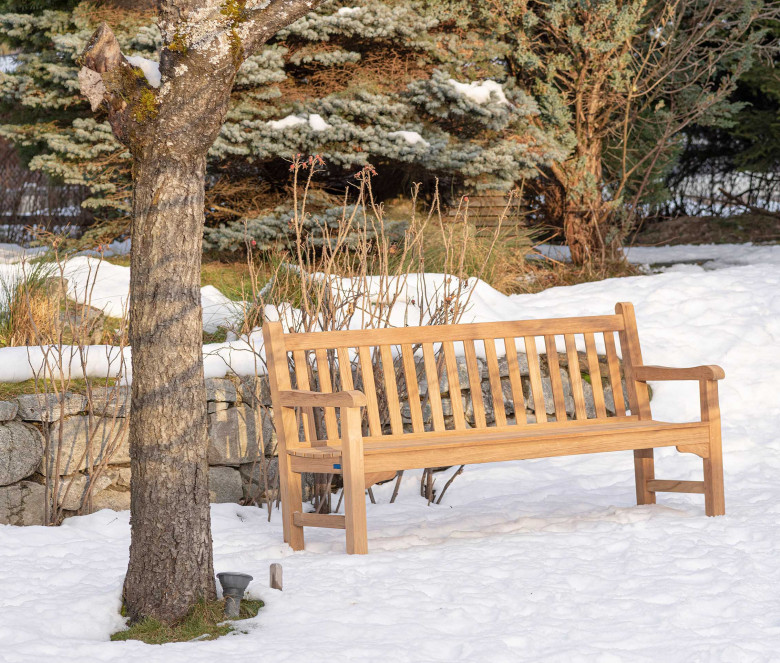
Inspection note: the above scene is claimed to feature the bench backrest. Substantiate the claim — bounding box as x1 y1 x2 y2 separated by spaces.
263 302 651 448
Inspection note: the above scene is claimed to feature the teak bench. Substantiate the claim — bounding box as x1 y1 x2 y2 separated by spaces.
263 302 725 554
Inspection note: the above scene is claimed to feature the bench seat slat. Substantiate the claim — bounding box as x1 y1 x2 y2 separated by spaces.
287 419 705 456
288 421 710 473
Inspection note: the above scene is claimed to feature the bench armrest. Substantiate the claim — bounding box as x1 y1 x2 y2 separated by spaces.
634 365 725 382
277 389 367 408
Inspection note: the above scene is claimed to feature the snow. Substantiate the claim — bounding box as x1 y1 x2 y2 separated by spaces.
387 130 429 147
124 55 162 88
536 241 780 269
1 242 780 660
267 114 332 131
449 78 508 105
307 113 331 131
0 54 18 73
336 6 361 15
267 114 307 130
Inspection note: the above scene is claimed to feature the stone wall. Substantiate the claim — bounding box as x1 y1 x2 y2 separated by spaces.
0 349 630 526
0 376 276 526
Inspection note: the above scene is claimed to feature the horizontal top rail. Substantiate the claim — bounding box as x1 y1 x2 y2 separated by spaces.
281 315 626 351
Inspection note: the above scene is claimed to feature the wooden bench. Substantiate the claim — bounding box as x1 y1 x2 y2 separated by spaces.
263 302 725 554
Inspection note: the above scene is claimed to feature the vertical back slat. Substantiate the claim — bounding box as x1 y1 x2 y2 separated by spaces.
463 340 487 428
379 344 404 435
584 333 607 418
503 337 527 426
524 336 547 424
401 344 424 433
293 349 318 444
603 332 626 416
337 346 355 391
422 343 446 432
564 334 588 420
616 302 652 419
442 341 467 430
357 346 383 436
483 338 507 427
314 348 340 439
544 335 567 421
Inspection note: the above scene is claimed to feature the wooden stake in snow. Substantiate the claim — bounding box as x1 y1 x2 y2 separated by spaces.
270 563 283 591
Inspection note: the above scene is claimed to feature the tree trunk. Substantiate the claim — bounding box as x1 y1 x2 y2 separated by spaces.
123 150 215 623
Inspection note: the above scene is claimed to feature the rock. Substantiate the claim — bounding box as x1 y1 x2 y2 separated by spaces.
16 392 87 422
56 472 113 510
205 378 237 403
239 458 279 501
90 488 131 512
239 375 271 407
0 421 44 486
603 382 630 415
209 466 243 503
495 352 529 378
208 405 275 466
44 416 129 475
88 387 130 417
418 357 472 396
0 481 46 525
0 401 18 422
208 401 229 414
116 467 131 487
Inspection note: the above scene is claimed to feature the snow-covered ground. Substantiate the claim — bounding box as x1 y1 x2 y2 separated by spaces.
0 243 779 661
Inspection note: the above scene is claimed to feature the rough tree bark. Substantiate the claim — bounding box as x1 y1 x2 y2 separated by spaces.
78 0 323 624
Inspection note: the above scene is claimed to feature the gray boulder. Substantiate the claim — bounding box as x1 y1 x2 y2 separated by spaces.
205 378 237 403
0 421 44 486
56 472 114 511
239 375 271 407
16 392 87 422
0 481 46 525
209 466 243 503
0 400 18 422
208 405 275 466
88 387 130 417
44 416 129 475
90 488 131 512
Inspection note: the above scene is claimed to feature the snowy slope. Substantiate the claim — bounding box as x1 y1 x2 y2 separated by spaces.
0 246 779 661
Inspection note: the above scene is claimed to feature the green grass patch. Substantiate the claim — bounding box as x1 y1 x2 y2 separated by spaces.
106 257 258 302
111 598 263 645
0 378 118 400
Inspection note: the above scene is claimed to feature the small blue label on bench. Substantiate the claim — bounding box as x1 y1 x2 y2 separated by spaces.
333 463 341 469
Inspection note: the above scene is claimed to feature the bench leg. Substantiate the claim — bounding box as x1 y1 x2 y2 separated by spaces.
634 448 656 505
279 458 305 551
341 407 368 554
701 380 725 516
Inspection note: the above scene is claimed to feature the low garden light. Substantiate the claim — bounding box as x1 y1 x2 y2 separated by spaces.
216 572 254 618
